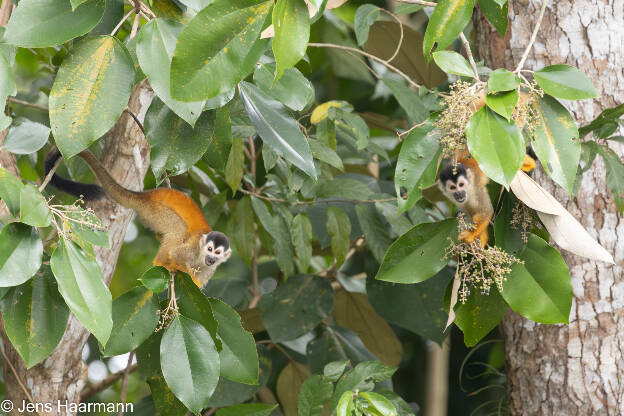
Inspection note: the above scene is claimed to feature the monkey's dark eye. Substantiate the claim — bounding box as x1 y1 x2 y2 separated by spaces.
216 250 221 255
208 247 213 252
449 185 456 191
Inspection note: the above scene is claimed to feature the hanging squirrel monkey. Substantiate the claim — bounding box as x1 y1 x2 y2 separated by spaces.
438 149 536 248
45 148 231 287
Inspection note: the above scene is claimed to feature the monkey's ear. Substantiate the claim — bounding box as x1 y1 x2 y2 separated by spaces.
466 169 474 183
199 233 209 247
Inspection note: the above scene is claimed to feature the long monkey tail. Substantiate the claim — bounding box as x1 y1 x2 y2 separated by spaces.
45 148 144 209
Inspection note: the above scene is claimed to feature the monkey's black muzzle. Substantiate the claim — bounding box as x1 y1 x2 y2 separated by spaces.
453 191 466 203
205 256 217 266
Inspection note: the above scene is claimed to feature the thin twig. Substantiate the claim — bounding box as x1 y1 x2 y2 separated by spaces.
514 1 547 73
395 0 437 6
256 340 294 363
0 345 42 416
239 188 396 205
80 364 138 399
459 32 480 82
129 13 140 39
204 408 219 416
308 42 420 89
110 9 134 36
117 351 135 416
39 156 61 191
123 108 145 134
382 10 404 63
345 50 381 79
7 97 48 111
249 225 260 308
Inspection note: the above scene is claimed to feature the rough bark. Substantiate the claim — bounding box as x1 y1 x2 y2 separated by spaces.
0 81 153 416
474 0 624 414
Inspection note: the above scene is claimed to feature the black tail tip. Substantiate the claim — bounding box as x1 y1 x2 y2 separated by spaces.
44 148 106 201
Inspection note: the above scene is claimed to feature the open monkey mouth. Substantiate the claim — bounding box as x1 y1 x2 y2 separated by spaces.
205 257 216 266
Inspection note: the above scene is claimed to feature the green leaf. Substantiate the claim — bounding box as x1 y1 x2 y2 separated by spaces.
394 3 424 14
63 206 109 248
598 146 624 214
4 0 105 47
253 64 314 111
493 193 525 256
367 267 453 344
89 0 124 35
308 327 376 371
229 196 255 265
50 36 135 159
354 4 380 46
501 234 572 324
204 104 233 172
334 290 403 366
136 18 205 127
170 0 272 101
329 361 396 411
487 68 520 92
376 219 458 284
0 267 69 368
276 361 310 416
466 106 525 187
336 391 354 416
0 48 15 130
272 0 310 81
161 315 220 415
259 274 334 342
355 204 392 264
382 78 428 125
423 0 476 59
327 206 351 265
454 287 507 347
145 97 216 182
298 375 334 416
291 213 313 273
531 95 580 194
139 266 170 293
178 0 214 12
0 168 24 217
217 404 277 416
476 0 508 37
486 90 518 121
578 103 624 138
239 81 316 179
175 274 219 342
2 118 50 155
225 137 244 193
19 185 52 227
71 0 88 10
360 392 397 416
0 223 42 287
328 107 370 150
534 64 598 100
209 297 259 385
102 286 159 356
324 361 349 382
395 125 441 213
251 197 295 274
50 239 112 345
147 374 188 416
432 51 474 77
309 139 343 171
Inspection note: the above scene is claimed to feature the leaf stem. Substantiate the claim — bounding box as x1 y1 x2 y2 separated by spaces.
395 0 437 6
110 9 134 36
459 32 481 82
514 1 547 73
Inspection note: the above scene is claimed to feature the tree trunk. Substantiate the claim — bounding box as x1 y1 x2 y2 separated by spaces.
0 81 153 416
474 1 624 414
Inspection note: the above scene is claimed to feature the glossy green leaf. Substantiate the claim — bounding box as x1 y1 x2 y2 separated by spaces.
2 118 50 155
253 64 314 111
63 206 109 248
578 103 624 138
367 268 452 344
251 197 295 274
170 0 272 101
501 234 572 324
327 206 351 265
178 0 214 11
324 361 349 382
487 68 519 92
486 90 518 121
432 50 474 77
375 219 458 284
298 375 333 416
225 137 244 193
1 267 69 368
532 95 580 194
160 315 220 415
217 404 276 416
354 4 380 46
145 97 216 182
50 36 135 159
292 213 313 273
336 391 354 416
71 0 88 10
239 81 316 179
204 104 233 172
0 223 42 287
50 239 112 345
147 374 188 416
102 286 159 356
355 204 392 264
328 107 370 150
454 287 507 347
394 3 424 14
175 274 219 342
395 125 441 213
273 0 310 80
259 274 334 342
476 0 508 37
0 168 23 217
329 361 396 410
209 297 258 384
19 185 52 227
423 0 476 59
360 392 397 416
493 193 525 256
229 196 255 265
309 139 343 171
139 266 170 293
466 106 525 187
136 18 205 127
5 0 105 47
0 48 15 130
534 64 598 100
598 146 624 214
382 78 428 125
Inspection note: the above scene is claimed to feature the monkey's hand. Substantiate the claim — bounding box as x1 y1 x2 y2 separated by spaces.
459 213 491 248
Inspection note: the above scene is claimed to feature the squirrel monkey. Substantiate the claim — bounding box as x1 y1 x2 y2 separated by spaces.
45 148 231 287
438 151 535 248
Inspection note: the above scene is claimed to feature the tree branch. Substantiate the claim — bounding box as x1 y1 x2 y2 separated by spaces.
80 364 138 400
514 1 547 73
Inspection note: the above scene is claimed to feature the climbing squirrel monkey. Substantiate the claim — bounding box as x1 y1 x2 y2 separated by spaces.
45 148 231 287
438 150 535 248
